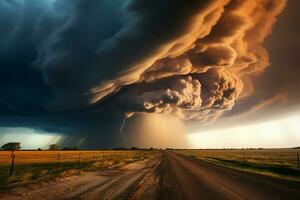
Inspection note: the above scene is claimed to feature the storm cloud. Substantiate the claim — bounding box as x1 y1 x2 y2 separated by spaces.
0 0 292 148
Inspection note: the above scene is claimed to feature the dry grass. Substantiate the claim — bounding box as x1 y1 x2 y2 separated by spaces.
176 149 300 182
0 150 144 165
177 149 300 167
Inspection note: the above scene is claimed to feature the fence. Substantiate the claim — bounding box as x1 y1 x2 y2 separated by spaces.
0 150 145 177
178 149 300 169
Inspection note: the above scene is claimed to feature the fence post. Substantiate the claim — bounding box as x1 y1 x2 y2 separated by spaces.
57 153 60 169
9 155 15 176
79 152 81 164
297 152 299 168
92 153 95 161
101 152 104 169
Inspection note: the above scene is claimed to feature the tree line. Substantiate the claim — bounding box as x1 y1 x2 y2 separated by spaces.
0 142 78 151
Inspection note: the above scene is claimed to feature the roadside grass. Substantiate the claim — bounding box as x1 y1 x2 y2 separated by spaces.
204 157 300 182
0 150 157 189
176 149 300 182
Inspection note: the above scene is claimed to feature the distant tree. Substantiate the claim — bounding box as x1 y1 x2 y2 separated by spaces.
62 147 78 150
166 148 174 150
49 144 59 151
1 142 21 151
37 148 42 151
130 147 139 150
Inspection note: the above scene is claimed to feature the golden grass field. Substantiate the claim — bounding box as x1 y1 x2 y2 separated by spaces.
0 150 144 165
176 148 300 181
177 149 300 167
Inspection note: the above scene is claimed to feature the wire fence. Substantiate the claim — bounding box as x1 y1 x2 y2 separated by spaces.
0 150 148 177
177 149 300 169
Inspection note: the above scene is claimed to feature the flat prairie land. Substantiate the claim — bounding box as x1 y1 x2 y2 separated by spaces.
1 151 300 200
0 150 158 187
176 148 300 181
0 150 145 165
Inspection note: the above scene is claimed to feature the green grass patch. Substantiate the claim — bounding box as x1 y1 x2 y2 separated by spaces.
0 162 93 187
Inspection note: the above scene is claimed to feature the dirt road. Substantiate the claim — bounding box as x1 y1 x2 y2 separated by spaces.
162 151 300 200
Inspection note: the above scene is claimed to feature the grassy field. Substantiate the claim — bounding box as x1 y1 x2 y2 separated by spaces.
0 150 158 187
176 149 300 182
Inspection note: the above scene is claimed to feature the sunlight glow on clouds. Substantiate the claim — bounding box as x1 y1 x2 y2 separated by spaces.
188 114 300 149
0 128 62 149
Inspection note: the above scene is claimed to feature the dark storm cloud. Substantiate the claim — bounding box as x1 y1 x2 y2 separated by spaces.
0 0 290 148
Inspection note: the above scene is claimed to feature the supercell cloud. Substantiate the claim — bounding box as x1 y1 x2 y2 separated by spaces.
0 0 290 148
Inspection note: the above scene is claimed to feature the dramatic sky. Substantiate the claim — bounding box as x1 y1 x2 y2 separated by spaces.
0 0 299 149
